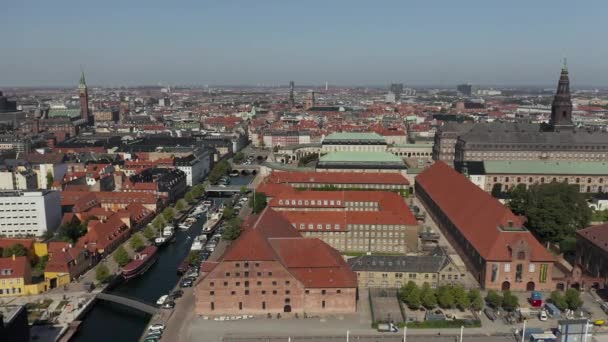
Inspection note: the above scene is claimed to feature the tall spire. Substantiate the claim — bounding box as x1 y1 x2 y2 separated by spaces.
562 57 568 72
79 69 86 87
549 60 573 130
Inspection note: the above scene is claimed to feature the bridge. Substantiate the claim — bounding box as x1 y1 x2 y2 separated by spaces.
205 184 253 193
96 292 158 315
230 164 261 174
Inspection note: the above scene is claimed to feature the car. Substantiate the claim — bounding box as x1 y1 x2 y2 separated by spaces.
484 308 497 321
180 279 194 288
147 329 163 337
186 272 199 279
148 323 165 332
171 290 183 298
162 301 175 309
143 337 160 342
539 310 548 321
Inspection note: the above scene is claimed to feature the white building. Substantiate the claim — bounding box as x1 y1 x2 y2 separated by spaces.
0 191 61 237
0 170 38 190
175 149 212 186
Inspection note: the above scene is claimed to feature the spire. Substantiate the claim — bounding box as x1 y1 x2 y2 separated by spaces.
79 70 86 86
562 57 568 72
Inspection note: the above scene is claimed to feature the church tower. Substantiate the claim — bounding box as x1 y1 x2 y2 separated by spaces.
549 60 574 130
78 71 90 124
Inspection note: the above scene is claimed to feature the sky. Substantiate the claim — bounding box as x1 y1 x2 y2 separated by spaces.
2 0 608 87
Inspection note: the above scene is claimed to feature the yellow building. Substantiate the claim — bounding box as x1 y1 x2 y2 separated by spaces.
0 255 32 297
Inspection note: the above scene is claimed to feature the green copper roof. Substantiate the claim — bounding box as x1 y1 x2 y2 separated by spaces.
392 143 433 148
323 132 386 142
484 160 608 175
319 151 404 163
48 108 81 118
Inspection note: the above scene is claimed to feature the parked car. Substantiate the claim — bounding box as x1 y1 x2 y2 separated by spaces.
148 323 165 332
171 290 184 298
539 310 548 321
484 308 497 321
180 279 193 288
162 301 175 309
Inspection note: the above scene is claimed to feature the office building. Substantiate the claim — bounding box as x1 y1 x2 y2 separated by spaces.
0 191 61 237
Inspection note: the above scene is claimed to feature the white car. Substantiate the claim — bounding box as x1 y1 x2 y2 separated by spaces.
539 310 548 321
156 295 168 305
148 323 165 331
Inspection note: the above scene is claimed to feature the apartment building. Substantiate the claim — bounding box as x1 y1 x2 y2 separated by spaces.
0 191 61 237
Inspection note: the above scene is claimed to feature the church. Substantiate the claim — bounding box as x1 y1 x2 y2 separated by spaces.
433 64 608 164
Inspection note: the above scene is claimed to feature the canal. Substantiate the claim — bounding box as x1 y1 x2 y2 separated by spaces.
73 175 253 342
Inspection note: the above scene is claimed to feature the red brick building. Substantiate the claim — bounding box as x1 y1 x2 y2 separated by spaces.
263 171 410 192
194 208 357 316
415 162 555 291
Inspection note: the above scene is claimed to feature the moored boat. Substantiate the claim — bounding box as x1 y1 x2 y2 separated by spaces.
122 245 158 280
202 211 223 233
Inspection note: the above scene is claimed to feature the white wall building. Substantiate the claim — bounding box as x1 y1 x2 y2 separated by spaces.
175 149 212 186
0 191 61 237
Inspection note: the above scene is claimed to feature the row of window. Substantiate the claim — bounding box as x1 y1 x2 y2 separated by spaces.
209 299 329 311
278 199 342 206
493 176 603 184
0 288 21 295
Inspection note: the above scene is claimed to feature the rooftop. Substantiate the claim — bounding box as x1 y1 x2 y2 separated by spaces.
483 160 608 176
319 151 404 164
323 132 386 143
577 224 608 253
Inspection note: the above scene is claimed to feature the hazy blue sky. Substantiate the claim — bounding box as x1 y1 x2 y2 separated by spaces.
2 0 607 87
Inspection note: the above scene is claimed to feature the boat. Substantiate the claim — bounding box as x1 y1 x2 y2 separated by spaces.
156 295 168 305
178 221 192 230
122 245 158 280
190 235 205 251
202 200 213 207
229 170 240 177
202 211 223 233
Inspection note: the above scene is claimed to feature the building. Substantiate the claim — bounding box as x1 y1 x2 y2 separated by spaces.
93 109 119 123
305 90 315 109
262 130 311 148
432 122 474 163
348 247 465 288
78 71 90 124
455 160 608 193
321 132 387 153
288 81 295 108
44 242 93 289
268 190 419 254
129 168 187 202
0 169 38 190
389 83 404 101
0 91 25 129
434 66 608 165
0 256 31 297
262 171 410 192
317 151 407 174
194 208 357 316
0 191 61 237
415 162 555 291
575 224 608 288
457 84 472 96
174 150 212 187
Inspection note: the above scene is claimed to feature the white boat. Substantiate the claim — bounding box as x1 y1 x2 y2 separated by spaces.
190 236 204 251
156 295 168 305
178 222 191 230
163 226 175 237
154 236 167 246
202 211 223 233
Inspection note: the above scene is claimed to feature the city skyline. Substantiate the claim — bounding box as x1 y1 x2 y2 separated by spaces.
3 0 608 87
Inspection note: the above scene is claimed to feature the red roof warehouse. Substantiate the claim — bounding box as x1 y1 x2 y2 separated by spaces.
415 161 555 291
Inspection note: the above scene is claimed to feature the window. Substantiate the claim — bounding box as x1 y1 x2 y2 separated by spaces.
286 290 290 294
337 289 341 294
231 291 236 295
210 291 215 296
273 290 277 294
235 272 240 277
245 290 250 295
262 301 266 310
285 281 290 285
245 281 250 287
257 272 262 276
305 290 310 294
272 281 277 286
223 281 228 286
255 263 260 267
529 264 535 273
211 302 214 311
244 262 249 268
225 272 230 277
257 281 262 286
239 302 243 310
504 263 511 272
322 300 326 309
517 251 526 260
321 290 326 295
236 282 240 286
235 263 240 268
262 290 266 294
268 272 273 276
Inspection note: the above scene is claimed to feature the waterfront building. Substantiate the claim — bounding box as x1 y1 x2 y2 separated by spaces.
348 247 465 288
194 208 357 316
0 190 61 238
174 149 212 186
44 242 93 289
269 190 419 254
415 162 555 291
455 160 608 193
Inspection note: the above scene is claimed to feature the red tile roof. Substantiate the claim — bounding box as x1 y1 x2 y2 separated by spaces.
577 224 608 253
266 171 409 186
416 162 553 262
0 256 29 280
0 239 34 252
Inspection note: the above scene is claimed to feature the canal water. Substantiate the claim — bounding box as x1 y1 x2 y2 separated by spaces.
73 175 253 342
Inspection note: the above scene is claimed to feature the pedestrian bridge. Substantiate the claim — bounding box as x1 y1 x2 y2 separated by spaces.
205 184 253 193
96 292 158 315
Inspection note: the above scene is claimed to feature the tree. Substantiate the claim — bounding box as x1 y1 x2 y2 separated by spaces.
152 216 166 230
550 290 568 311
184 191 194 204
437 286 455 309
420 283 437 309
491 183 503 198
233 152 245 164
57 221 88 244
502 291 519 311
208 160 231 184
223 206 236 220
143 226 156 241
564 288 583 310
469 289 484 311
406 286 422 309
113 246 130 267
452 285 470 310
250 192 268 214
175 199 187 212
485 290 503 309
129 234 144 251
399 281 418 303
2 243 28 258
240 186 248 194
508 182 592 244
187 251 201 265
96 264 112 283
162 207 175 222
46 171 54 190
222 218 243 241
507 184 528 214
191 184 205 198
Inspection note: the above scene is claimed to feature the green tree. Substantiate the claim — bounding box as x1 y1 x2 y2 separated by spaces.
508 182 592 244
240 186 248 194
2 243 28 258
57 221 88 243
187 251 201 265
491 183 503 198
507 184 528 214
250 192 268 214
469 289 484 311
420 283 437 309
564 288 583 310
191 184 205 198
33 255 49 274
113 246 130 267
143 226 156 241
175 199 187 211
184 191 194 203
46 171 54 189
209 160 231 184
233 152 245 164
406 286 422 309
452 285 470 310
437 286 455 309
222 218 243 241
152 216 166 230
129 234 144 251
399 281 418 303
95 264 111 283
485 290 503 309
162 207 175 222
502 291 519 311
550 290 568 311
